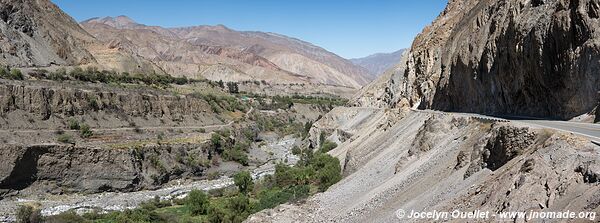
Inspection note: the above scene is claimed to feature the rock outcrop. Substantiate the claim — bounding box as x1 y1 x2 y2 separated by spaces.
358 0 600 119
0 0 164 75
351 50 411 108
0 0 96 67
0 142 211 198
0 80 215 120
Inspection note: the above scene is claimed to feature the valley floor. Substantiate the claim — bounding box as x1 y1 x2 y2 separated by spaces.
0 135 299 222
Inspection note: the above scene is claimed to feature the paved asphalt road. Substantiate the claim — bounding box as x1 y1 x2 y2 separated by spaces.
414 109 600 141
514 119 600 140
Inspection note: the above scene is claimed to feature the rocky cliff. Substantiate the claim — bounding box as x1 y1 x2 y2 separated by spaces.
351 50 411 108
0 142 211 198
358 0 600 120
0 0 96 67
0 80 215 121
0 0 163 75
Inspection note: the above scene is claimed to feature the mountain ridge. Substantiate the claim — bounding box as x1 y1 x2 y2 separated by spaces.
349 49 405 77
81 16 372 88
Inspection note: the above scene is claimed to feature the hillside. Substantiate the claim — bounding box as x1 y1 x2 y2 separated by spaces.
356 0 600 120
350 49 405 77
0 0 95 67
247 0 600 222
0 0 162 74
81 16 372 88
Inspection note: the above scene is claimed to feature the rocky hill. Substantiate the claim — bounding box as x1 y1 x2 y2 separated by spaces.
81 16 372 88
0 0 95 67
356 0 600 120
350 49 405 77
0 0 163 74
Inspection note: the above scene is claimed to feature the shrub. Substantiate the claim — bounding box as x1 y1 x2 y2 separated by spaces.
228 194 250 222
233 171 254 194
16 205 42 223
211 133 222 148
320 140 337 153
303 121 313 137
79 124 93 138
207 203 229 223
68 119 80 130
255 185 309 211
291 146 301 155
57 134 74 144
48 68 68 81
185 189 209 215
45 210 85 223
310 153 342 191
222 148 248 166
255 188 293 210
226 82 239 94
157 132 165 141
9 69 24 80
0 67 8 78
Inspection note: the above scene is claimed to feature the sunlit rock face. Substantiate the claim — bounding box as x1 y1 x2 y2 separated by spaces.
360 0 600 120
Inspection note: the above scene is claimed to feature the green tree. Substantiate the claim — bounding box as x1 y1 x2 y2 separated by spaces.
227 82 239 94
233 171 254 194
186 189 209 215
228 194 250 222
211 133 222 148
207 203 229 223
311 153 342 191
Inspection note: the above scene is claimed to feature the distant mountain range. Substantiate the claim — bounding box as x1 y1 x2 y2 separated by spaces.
0 0 373 88
350 49 405 76
80 16 372 88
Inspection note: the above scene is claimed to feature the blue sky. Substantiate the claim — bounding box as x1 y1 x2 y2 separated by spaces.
52 0 447 59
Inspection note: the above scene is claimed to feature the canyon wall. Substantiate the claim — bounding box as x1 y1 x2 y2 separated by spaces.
358 0 600 119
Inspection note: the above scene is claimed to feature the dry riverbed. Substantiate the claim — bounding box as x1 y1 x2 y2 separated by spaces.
0 135 300 222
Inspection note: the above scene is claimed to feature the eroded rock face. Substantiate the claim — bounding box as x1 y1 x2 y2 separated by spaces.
0 0 96 67
594 100 600 122
482 126 536 170
360 0 600 119
246 108 600 223
0 81 215 120
0 143 210 198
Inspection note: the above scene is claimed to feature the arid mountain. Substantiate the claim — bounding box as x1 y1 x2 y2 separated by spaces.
356 0 600 120
0 0 163 74
0 0 95 67
81 16 372 88
350 49 405 77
